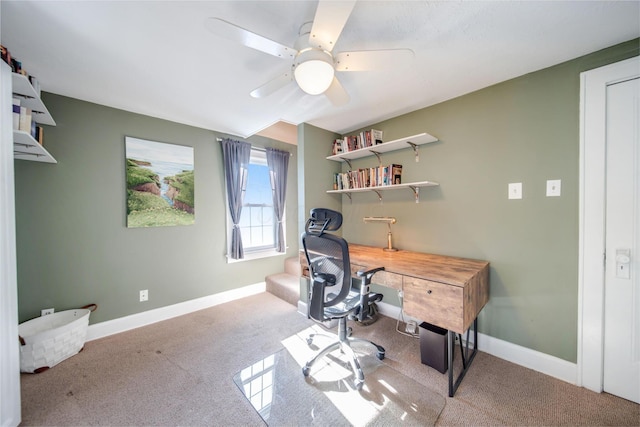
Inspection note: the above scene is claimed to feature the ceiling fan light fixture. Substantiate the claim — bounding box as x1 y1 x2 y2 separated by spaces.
294 49 335 95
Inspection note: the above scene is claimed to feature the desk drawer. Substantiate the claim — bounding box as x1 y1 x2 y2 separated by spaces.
351 265 403 290
403 277 464 333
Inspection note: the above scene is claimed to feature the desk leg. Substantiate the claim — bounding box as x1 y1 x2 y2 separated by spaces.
447 318 479 397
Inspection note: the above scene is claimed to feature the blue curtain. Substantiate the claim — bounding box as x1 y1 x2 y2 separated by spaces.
266 148 290 253
220 138 251 259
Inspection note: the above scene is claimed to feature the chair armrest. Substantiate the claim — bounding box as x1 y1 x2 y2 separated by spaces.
315 273 336 286
357 266 385 283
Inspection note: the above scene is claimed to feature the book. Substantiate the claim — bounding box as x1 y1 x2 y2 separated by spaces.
0 45 10 66
12 98 20 130
19 106 32 132
372 129 383 145
35 126 44 145
391 164 403 185
332 139 343 155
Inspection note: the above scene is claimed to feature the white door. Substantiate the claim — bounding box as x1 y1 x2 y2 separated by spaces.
603 77 640 403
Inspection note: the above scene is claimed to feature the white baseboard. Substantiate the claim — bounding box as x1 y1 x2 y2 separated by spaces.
467 331 577 385
89 289 577 387
301 299 577 385
86 282 266 342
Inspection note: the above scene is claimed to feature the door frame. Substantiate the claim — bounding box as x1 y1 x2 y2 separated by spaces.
578 56 639 392
0 62 21 425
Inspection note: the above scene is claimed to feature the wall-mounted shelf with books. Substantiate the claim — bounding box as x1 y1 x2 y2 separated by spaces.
13 130 57 163
327 180 439 203
11 72 57 163
326 131 439 202
327 132 437 164
12 73 55 126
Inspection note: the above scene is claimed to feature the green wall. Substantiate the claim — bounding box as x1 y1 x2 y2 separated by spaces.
14 94 298 324
15 39 638 363
300 39 639 362
297 123 341 233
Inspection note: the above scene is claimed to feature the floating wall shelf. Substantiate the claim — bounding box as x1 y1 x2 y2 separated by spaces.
327 180 439 203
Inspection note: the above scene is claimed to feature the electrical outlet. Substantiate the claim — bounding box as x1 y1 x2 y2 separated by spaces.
41 308 54 316
405 320 417 334
546 179 561 197
139 290 148 302
508 182 523 199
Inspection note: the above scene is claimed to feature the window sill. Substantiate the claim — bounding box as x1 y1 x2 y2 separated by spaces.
226 248 287 263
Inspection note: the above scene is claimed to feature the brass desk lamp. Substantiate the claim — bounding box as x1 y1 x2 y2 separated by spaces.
363 217 397 251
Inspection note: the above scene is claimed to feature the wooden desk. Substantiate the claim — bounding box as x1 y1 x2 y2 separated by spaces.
346 244 489 334
301 243 490 396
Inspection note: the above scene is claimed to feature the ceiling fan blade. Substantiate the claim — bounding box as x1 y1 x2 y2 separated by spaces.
324 77 350 106
250 72 293 98
205 17 296 59
309 0 356 52
335 49 415 72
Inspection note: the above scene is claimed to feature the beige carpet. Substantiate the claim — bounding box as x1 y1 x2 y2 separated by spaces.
20 292 640 426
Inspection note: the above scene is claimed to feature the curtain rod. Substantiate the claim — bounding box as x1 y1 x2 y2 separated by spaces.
216 138 292 156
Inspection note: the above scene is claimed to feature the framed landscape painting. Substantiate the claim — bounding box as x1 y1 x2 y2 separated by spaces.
125 137 195 227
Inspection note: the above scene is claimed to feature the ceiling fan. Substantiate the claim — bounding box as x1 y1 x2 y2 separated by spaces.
205 0 414 106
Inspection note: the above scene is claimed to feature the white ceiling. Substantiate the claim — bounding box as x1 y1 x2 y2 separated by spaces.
2 1 638 139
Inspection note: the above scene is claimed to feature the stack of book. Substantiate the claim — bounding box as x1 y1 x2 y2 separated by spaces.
333 164 402 190
4 44 45 145
1 45 41 93
12 97 44 145
332 129 383 155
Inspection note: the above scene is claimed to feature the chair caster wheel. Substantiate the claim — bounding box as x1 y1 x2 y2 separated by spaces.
376 351 385 360
306 337 313 346
347 327 352 337
302 365 311 377
354 379 364 391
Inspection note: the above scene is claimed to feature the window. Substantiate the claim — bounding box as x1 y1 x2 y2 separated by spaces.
240 150 275 251
226 148 284 260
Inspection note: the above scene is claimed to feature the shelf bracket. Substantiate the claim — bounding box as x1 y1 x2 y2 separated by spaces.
13 93 35 100
409 185 420 203
343 158 353 169
344 192 352 203
372 189 383 203
14 151 44 157
369 150 382 166
407 141 419 162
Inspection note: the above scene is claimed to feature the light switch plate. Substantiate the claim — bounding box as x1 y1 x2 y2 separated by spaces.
546 179 561 197
508 182 522 199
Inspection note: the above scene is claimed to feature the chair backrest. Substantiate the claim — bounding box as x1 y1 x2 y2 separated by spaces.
301 209 351 321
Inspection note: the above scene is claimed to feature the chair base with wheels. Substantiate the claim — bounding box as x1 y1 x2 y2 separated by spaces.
302 304 386 390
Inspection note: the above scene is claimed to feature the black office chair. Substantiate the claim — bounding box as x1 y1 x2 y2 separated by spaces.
301 208 385 390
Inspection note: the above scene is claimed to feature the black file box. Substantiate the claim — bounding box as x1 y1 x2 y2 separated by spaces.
419 322 449 374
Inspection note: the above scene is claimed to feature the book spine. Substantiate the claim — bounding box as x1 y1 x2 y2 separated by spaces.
35 126 44 145
12 98 20 130
19 107 32 132
372 129 383 145
392 164 403 185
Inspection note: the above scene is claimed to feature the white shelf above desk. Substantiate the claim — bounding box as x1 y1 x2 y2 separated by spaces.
327 180 439 203
327 132 437 163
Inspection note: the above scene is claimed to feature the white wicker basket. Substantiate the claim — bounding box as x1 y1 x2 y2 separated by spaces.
19 304 97 373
